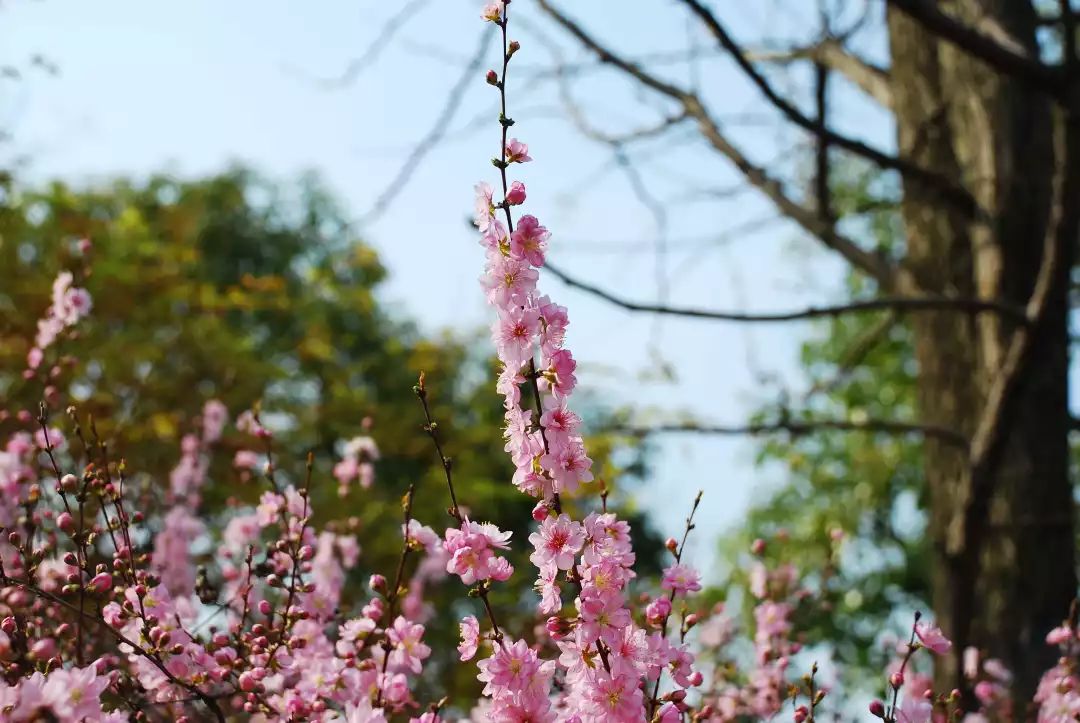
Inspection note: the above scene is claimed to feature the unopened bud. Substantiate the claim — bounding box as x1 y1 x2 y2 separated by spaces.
486 70 499 86
869 700 886 718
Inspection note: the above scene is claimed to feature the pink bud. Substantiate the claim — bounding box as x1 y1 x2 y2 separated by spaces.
688 671 703 687
869 700 885 718
646 597 672 626
1 617 16 634
664 537 678 553
238 671 257 692
60 474 78 493
531 502 549 521
89 572 113 593
794 705 808 723
486 70 499 86
258 600 272 616
506 181 526 206
369 574 387 591
57 512 75 534
751 538 766 555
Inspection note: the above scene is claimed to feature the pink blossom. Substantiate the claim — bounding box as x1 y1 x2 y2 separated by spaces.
474 182 496 230
528 514 585 570
895 696 933 723
661 563 702 596
544 348 577 397
387 616 431 674
492 306 541 368
505 138 532 163
509 214 549 267
915 620 952 655
506 181 526 206
459 615 480 661
481 1 503 23
645 597 672 626
481 255 538 309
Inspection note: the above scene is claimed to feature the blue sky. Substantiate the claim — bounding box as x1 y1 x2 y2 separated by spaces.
1 0 896 569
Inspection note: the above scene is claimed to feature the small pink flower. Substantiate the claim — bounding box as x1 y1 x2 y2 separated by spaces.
528 514 585 570
510 214 549 267
474 182 496 231
481 1 503 22
915 620 952 655
458 615 480 661
662 563 702 596
506 181 526 206
645 597 672 626
505 138 532 163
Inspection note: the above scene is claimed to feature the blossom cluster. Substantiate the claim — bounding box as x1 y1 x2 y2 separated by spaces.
0 3 1076 722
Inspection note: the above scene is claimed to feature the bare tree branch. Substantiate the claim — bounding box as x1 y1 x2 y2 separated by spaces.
312 0 433 89
543 259 1027 324
617 418 968 448
536 0 905 291
360 27 493 223
886 0 1065 96
677 0 975 213
747 38 893 109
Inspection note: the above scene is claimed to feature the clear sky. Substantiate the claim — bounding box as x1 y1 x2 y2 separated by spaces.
1 0 897 570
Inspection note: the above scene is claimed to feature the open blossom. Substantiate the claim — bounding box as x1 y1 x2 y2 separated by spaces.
474 182 496 230
895 695 933 723
481 255 538 308
539 436 593 494
481 1 503 22
509 214 549 267
915 620 952 654
477 639 551 697
387 616 431 674
444 520 513 584
661 563 702 596
492 306 541 368
459 615 480 661
529 514 585 570
505 137 531 163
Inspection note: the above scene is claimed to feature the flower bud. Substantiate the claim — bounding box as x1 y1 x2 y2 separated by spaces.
645 597 672 626
89 572 113 593
1 617 16 635
57 512 75 534
508 40 520 57
258 600 272 616
751 538 766 555
486 70 499 86
506 181 527 206
890 671 904 688
60 474 78 493
793 705 808 723
531 501 549 522
664 537 678 553
369 574 387 592
869 700 885 718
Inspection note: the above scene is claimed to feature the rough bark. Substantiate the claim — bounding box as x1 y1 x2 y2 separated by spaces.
887 0 1075 708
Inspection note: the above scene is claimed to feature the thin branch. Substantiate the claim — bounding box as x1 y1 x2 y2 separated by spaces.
747 38 892 109
360 27 494 223
311 0 433 89
619 418 968 449
677 0 974 212
543 259 1028 324
536 0 904 290
886 0 1065 97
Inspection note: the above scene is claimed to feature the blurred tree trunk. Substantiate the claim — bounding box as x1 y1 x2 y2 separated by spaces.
888 0 1075 707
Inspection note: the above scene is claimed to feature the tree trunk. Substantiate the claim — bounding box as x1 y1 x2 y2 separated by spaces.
887 0 1075 710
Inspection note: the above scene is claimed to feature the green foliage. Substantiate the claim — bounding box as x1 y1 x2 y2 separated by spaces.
0 168 662 700
717 162 927 682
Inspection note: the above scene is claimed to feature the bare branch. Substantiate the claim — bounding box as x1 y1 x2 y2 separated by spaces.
677 0 974 213
886 0 1065 96
536 0 904 290
747 39 892 109
543 259 1027 324
618 418 968 448
360 28 494 223
312 0 433 89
